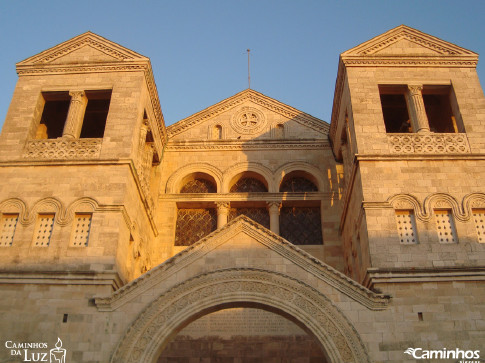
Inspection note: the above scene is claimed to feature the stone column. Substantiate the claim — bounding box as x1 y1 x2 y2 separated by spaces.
216 202 230 228
62 90 87 139
406 85 430 133
267 202 281 235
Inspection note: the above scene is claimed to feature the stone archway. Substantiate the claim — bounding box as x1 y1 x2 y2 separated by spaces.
111 268 370 363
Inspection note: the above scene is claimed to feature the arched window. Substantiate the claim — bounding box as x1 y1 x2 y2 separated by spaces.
279 171 318 192
280 177 318 192
175 173 218 246
279 171 322 245
180 178 216 193
228 172 269 226
230 178 267 193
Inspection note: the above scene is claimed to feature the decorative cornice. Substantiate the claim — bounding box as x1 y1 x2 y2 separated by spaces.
364 267 485 289
165 139 329 151
0 270 122 291
95 215 389 311
341 25 477 59
341 58 477 68
17 31 147 66
167 89 329 138
160 192 332 203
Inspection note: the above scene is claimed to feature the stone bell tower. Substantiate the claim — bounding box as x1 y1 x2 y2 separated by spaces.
0 32 166 285
329 25 485 286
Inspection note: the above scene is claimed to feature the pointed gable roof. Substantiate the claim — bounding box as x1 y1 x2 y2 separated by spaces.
95 215 389 311
341 25 478 67
17 31 148 67
167 89 329 137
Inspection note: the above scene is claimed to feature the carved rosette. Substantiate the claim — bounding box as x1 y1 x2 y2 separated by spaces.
24 139 102 159
230 106 267 135
388 133 470 154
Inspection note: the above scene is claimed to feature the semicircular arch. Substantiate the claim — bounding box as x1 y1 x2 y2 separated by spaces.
111 268 370 363
165 163 223 194
275 162 326 192
222 162 274 193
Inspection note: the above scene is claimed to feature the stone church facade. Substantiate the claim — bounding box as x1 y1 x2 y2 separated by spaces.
0 25 483 362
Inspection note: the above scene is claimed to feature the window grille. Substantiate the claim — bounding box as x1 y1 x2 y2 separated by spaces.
228 208 270 229
280 207 323 245
175 209 217 246
180 179 216 193
473 209 485 243
280 177 318 192
395 210 418 244
230 178 267 193
0 214 19 247
33 214 55 247
71 214 92 247
435 210 457 243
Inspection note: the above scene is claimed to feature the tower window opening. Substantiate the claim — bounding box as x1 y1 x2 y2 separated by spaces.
379 88 411 133
36 92 71 139
422 87 458 133
80 90 112 138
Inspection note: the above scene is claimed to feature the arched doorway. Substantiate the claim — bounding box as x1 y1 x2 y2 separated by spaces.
111 268 370 363
157 303 329 362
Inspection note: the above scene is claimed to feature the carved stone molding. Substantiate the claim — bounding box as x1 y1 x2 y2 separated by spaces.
109 268 371 363
0 196 133 232
166 140 329 151
388 133 470 154
385 192 485 223
23 138 102 159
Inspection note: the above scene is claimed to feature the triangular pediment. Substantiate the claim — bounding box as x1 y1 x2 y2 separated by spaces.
95 216 389 311
167 89 329 139
342 25 476 57
17 31 148 66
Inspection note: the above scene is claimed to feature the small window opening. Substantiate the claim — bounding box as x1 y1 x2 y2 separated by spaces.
37 92 71 139
473 209 485 243
435 210 457 243
80 90 111 138
379 87 411 133
275 124 284 138
418 312 423 321
62 314 68 323
422 87 457 133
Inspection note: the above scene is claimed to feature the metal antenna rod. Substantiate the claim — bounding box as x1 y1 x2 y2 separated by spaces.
247 49 251 89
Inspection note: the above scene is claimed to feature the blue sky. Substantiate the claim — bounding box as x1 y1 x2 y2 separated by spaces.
1 1 484 128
